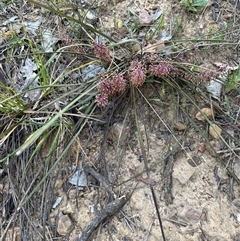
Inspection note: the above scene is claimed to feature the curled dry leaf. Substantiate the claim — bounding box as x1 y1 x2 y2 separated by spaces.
196 107 213 121
139 10 152 25
209 123 222 139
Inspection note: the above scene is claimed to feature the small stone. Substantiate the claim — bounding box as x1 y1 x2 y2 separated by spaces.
174 122 187 131
85 11 96 20
198 145 206 153
179 205 202 223
6 227 21 241
139 10 152 25
196 107 213 121
209 123 222 139
108 122 128 144
132 43 141 53
57 214 74 236
187 156 202 167
52 197 62 209
55 179 64 189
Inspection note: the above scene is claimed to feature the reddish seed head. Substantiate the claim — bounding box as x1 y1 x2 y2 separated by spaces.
93 42 112 62
97 76 115 95
130 68 146 87
149 63 171 78
198 71 218 82
112 73 126 92
95 93 108 107
129 60 145 70
129 60 147 87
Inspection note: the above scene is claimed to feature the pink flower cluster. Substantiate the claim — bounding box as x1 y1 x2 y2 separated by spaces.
93 43 221 108
197 70 218 82
149 63 171 78
96 74 126 107
129 60 147 87
93 42 112 63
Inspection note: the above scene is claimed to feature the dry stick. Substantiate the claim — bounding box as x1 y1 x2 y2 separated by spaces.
21 207 44 239
229 161 235 201
76 196 128 241
129 168 160 185
164 148 181 205
163 218 187 227
95 93 128 169
164 154 174 205
120 211 135 232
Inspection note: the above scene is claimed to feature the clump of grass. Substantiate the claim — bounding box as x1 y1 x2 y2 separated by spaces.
1 0 240 240
181 0 208 13
93 42 221 107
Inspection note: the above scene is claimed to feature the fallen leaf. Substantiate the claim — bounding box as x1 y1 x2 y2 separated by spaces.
69 169 87 187
160 30 172 41
20 58 41 102
187 156 202 167
132 43 141 53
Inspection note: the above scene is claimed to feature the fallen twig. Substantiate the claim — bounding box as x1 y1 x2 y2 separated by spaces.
76 195 128 241
164 154 175 205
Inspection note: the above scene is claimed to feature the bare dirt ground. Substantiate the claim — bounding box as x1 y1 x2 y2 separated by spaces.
1 0 240 241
